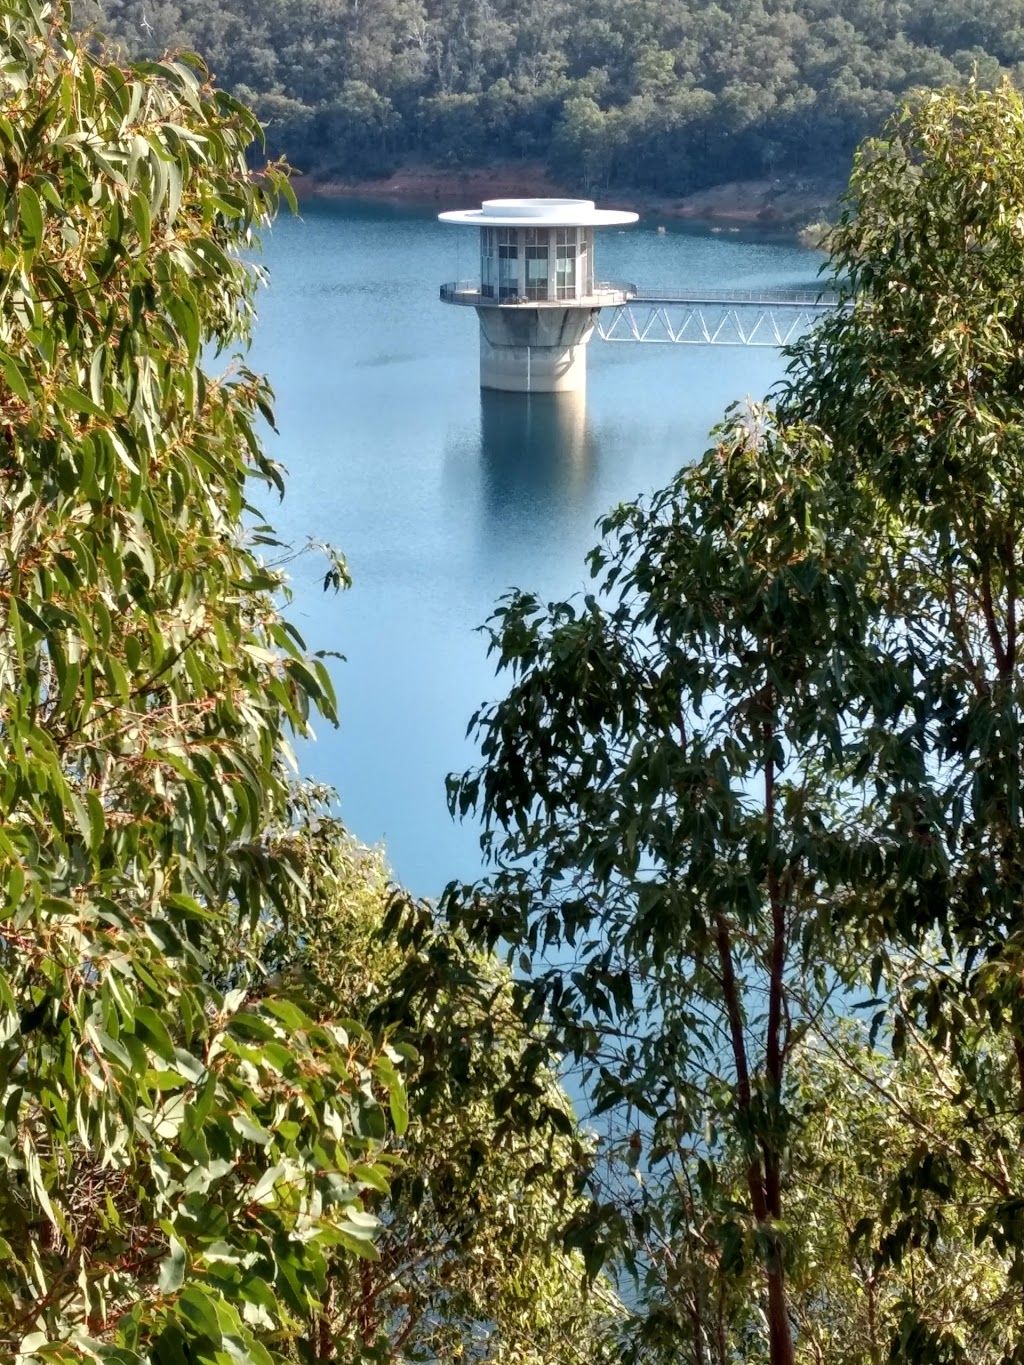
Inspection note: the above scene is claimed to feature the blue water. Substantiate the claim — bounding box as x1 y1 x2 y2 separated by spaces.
246 200 822 896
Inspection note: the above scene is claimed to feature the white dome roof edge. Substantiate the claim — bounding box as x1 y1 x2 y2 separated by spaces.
439 197 638 227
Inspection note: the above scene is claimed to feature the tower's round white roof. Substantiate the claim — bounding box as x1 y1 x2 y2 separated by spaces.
438 197 638 228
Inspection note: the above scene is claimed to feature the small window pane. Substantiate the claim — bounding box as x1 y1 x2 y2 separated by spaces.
498 246 518 299
525 242 549 300
556 243 576 299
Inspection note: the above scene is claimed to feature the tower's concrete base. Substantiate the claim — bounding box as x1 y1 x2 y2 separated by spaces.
477 306 598 392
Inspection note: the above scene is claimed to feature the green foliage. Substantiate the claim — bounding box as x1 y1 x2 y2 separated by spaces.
783 1026 1023 1365
446 79 1024 1365
784 78 1024 981
0 3 401 1359
629 1019 1024 1365
445 404 881 1365
16 12 1024 1364
775 78 1024 1355
261 796 623 1363
78 0 1023 196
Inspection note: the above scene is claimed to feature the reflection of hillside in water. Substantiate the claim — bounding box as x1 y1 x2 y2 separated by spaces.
478 390 596 522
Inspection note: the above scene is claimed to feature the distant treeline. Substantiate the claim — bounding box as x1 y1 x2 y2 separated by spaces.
80 0 1023 195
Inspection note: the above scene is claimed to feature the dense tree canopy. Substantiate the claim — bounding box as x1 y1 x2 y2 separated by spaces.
0 2 616 1360
77 0 1024 199
15 0 1024 1360
263 796 623 1363
444 81 1024 1365
0 0 400 1358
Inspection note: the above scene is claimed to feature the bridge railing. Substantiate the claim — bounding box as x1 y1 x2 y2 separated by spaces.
440 281 481 303
440 281 842 310
628 286 840 306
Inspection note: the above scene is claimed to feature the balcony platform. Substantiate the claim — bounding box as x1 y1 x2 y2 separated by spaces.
439 282 637 309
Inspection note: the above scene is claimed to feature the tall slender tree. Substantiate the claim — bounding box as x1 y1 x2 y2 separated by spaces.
0 3 399 1359
780 80 1024 1356
445 403 877 1365
447 80 1024 1365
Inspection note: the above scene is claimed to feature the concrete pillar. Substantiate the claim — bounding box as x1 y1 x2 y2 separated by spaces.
477 305 598 393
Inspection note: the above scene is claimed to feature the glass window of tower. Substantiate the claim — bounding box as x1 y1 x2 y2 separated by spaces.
497 227 518 300
556 227 578 300
480 227 497 299
524 227 549 301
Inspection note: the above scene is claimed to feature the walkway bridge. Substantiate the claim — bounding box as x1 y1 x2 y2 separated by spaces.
439 200 842 390
595 286 842 347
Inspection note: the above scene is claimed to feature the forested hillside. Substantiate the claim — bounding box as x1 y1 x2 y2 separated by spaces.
79 0 1022 197
14 0 1024 1357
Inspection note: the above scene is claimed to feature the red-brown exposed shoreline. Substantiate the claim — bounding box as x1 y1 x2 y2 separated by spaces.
291 162 841 233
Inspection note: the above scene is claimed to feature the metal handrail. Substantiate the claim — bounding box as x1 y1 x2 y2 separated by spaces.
440 281 840 308
628 287 839 306
440 280 638 304
593 281 638 296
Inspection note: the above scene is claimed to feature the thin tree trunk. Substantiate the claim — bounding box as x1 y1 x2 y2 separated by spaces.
763 699 797 1365
714 911 796 1365
766 1263 796 1365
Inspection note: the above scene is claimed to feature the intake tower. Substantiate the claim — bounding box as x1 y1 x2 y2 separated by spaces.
439 198 638 393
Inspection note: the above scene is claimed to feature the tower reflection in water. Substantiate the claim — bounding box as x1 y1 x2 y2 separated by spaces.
478 389 597 530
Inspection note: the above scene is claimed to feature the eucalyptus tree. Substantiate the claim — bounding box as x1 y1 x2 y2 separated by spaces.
0 3 402 1360
444 403 880 1365
783 1024 1024 1365
628 1019 1024 1365
263 798 623 1364
776 78 1024 1354
446 77 1024 1365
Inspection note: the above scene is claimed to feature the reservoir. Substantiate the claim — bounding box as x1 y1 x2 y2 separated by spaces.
248 199 822 897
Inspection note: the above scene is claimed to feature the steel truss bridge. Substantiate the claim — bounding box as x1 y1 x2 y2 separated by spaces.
595 287 842 347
